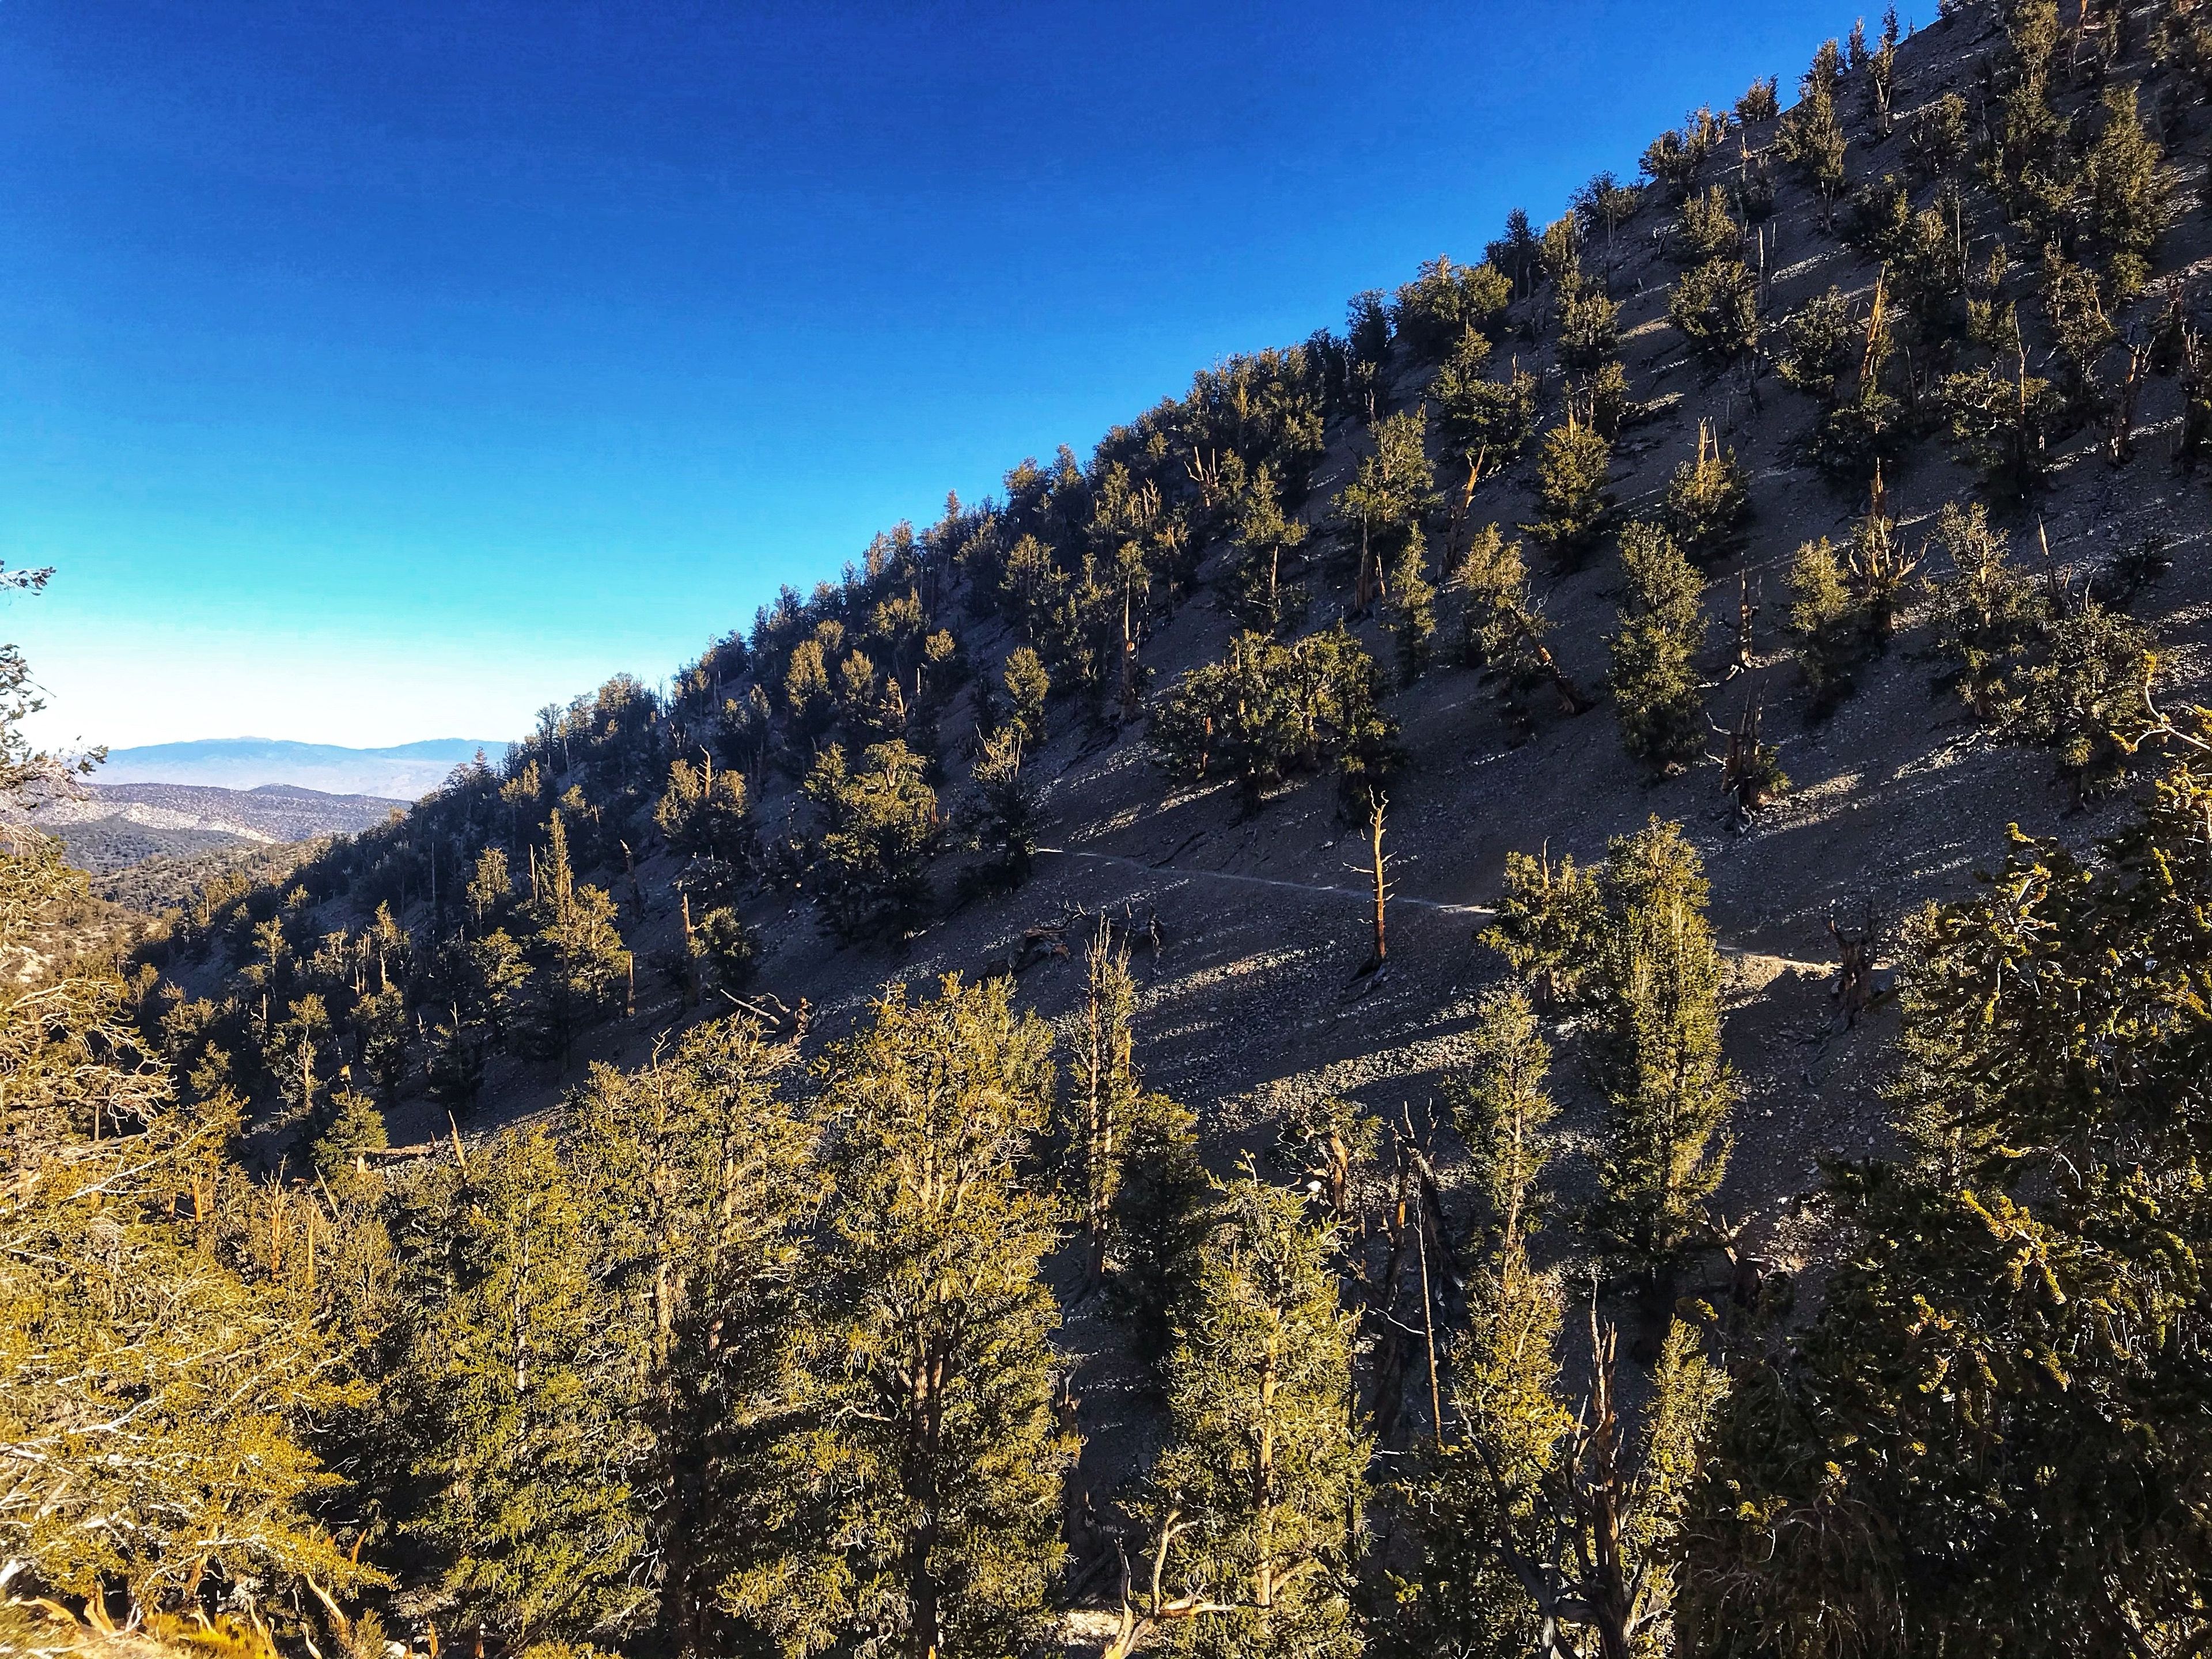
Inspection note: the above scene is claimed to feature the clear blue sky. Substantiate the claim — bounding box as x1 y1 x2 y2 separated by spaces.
0 0 1852 751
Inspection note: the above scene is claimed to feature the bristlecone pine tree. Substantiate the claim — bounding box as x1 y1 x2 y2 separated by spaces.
1590 818 1737 1268
403 1126 650 1648
1 836 370 1624
1393 988 1730 1659
1608 522 1708 775
725 975 1071 1659
1687 737 2212 1653
562 1019 821 1657
1109 1169 1368 1659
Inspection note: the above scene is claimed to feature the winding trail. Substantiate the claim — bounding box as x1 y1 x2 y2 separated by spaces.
1037 846 1495 918
1036 846 1840 977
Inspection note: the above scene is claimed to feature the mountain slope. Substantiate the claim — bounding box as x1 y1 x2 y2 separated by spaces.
116 5 2212 1639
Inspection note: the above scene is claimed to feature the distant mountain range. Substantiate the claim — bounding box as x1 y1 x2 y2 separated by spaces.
9 781 410 875
97 737 511 798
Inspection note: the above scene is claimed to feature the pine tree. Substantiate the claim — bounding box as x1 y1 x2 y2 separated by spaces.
1480 845 1607 1008
1111 1172 1366 1659
1 838 365 1619
354 982 408 1104
654 754 751 866
726 976 1070 1659
803 739 944 941
1786 536 1863 713
1104 1087 1211 1370
1065 918 1142 1283
406 1127 649 1649
1393 986 1728 1659
1336 407 1439 613
517 812 630 1069
1686 751 2212 1650
1590 820 1736 1267
1455 525 1592 727
309 1087 388 1186
1660 423 1749 560
467 845 513 931
1775 56 1848 225
1381 531 1438 684
1436 338 1540 512
1394 990 1567 1659
1607 522 1707 775
1003 646 1051 747
1923 501 2044 725
1668 257 1759 368
1227 463 1310 634
1524 412 1611 565
564 1019 821 1657
961 726 1041 892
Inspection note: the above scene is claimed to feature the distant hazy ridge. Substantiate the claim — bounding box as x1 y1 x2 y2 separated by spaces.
97 737 511 798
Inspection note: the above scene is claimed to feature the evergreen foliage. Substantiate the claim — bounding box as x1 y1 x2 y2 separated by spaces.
1523 414 1612 564
728 976 1069 1659
2 843 365 1622
1120 1173 1367 1658
1480 846 1607 1008
802 740 944 940
1668 257 1760 367
1660 425 1751 560
1689 756 2212 1650
1588 820 1737 1267
1150 627 1399 806
1608 522 1708 775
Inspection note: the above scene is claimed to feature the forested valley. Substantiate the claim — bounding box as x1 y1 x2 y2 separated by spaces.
10 1 2212 1653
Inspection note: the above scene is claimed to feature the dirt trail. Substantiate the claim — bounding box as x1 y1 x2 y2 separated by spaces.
1037 846 1839 976
1036 846 1493 916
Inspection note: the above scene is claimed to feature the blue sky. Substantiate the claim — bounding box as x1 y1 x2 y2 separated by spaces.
0 0 1850 751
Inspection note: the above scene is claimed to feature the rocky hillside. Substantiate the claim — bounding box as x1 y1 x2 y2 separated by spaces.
146 0 2212 1254
85 2 2212 1647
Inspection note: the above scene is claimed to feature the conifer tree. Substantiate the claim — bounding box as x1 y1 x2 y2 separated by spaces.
961 725 1041 891
1660 423 1750 560
1336 407 1439 613
517 812 630 1069
309 1087 388 1184
1481 846 1607 1008
1227 463 1310 634
803 739 944 941
1524 412 1611 565
1393 987 1728 1659
728 976 1070 1659
1455 525 1592 726
1104 1087 1210 1372
467 845 513 931
1668 257 1760 369
1066 918 1142 1283
1436 339 1540 528
1 839 365 1621
1557 283 1621 373
1003 646 1051 747
1786 536 1863 714
1607 523 1707 775
1923 501 2044 724
655 754 751 866
1111 1172 1366 1659
406 1127 649 1649
564 1020 821 1657
1775 53 1849 226
1687 751 2212 1650
1590 820 1736 1267
1380 532 1438 685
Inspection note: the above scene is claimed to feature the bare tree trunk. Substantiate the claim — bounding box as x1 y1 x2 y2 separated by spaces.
1365 792 1390 972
